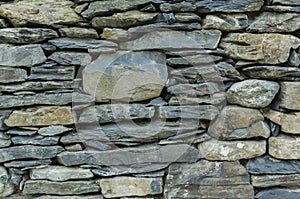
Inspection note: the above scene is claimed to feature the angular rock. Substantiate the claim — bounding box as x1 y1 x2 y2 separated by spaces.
98 177 163 198
248 12 300 32
0 81 73 92
160 2 197 12
167 83 221 97
256 188 300 199
0 145 63 163
0 67 27 83
91 11 159 28
11 135 59 146
38 126 72 136
0 19 8 28
0 111 11 130
175 13 201 22
203 14 248 31
82 0 152 18
0 28 58 44
272 0 300 5
167 55 222 66
263 5 300 12
266 110 300 134
4 106 74 127
128 22 202 33
242 66 300 79
4 160 52 168
269 135 300 159
196 0 264 12
198 139 266 161
35 196 103 199
169 93 226 105
247 155 300 174
23 180 99 195
30 65 75 81
120 30 221 50
280 82 300 110
101 28 130 41
65 144 83 152
0 132 10 148
59 27 98 38
49 38 117 49
252 174 300 188
6 129 36 136
0 0 83 26
83 51 167 102
0 44 46 67
227 80 280 108
208 106 270 140
220 33 300 64
60 132 82 145
0 166 15 197
49 52 91 66
288 49 300 67
217 61 245 81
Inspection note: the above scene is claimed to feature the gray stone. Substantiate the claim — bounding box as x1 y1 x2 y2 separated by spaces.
0 28 58 44
4 160 52 168
60 132 82 145
30 65 75 81
120 30 221 50
83 51 167 102
0 19 8 28
0 81 73 92
0 67 27 83
196 0 264 12
128 22 202 33
34 196 103 199
23 180 99 195
0 132 10 148
167 55 222 66
263 5 300 12
6 129 36 136
269 135 300 159
38 126 72 136
203 14 248 31
175 13 201 22
242 66 300 79
227 80 280 108
272 0 300 5
256 188 300 199
160 2 197 12
49 52 92 66
252 174 300 188
0 44 46 67
82 0 152 18
248 12 300 32
217 62 245 81
0 145 63 163
101 28 130 41
266 110 300 134
59 27 98 38
98 177 163 198
169 93 227 105
167 83 222 96
247 155 300 174
288 49 300 67
134 171 165 178
0 166 15 197
198 139 266 161
65 144 83 152
49 38 117 49
280 82 300 110
11 135 59 146
0 111 11 131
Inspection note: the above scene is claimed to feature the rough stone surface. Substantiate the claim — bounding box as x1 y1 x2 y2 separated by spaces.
280 82 300 110
4 160 52 169
30 65 75 81
38 126 73 136
269 135 300 159
59 27 98 38
256 188 300 199
242 66 300 79
0 68 27 83
0 166 15 197
49 38 117 49
0 132 10 148
203 14 248 31
252 174 300 188
49 52 91 66
11 135 59 146
266 110 300 134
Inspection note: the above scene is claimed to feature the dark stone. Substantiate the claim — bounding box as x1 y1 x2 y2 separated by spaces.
49 38 117 49
242 66 300 79
256 188 300 199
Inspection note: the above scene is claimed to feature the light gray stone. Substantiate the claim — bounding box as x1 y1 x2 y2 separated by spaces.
38 126 72 136
272 0 300 5
196 0 264 12
167 83 222 96
0 67 27 83
203 14 248 31
0 81 73 92
160 2 196 12
242 66 300 79
11 135 59 146
0 132 10 148
256 188 300 199
175 13 201 22
168 93 227 105
263 5 300 12
0 166 15 197
280 82 300 110
167 55 222 66
269 135 300 159
6 129 36 136
30 65 75 81
252 174 300 188
266 110 300 134
49 38 117 49
0 111 11 131
4 160 52 168
127 22 202 33
34 196 103 199
49 52 91 66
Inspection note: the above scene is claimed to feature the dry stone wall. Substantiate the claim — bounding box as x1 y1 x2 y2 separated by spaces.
0 0 299 198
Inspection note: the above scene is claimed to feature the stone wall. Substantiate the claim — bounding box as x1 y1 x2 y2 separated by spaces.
0 0 299 198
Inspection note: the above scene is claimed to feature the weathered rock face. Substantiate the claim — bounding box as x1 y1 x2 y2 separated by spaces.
269 135 300 159
266 110 300 134
0 166 15 197
49 52 92 66
252 174 300 188
242 66 300 79
280 82 300 110
203 14 248 31
59 27 99 38
256 188 300 199
0 67 27 83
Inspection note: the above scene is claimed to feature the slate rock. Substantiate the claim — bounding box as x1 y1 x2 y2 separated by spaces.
288 49 300 67
0 67 27 83
30 65 75 80
34 195 103 199
280 82 300 110
38 126 73 136
266 110 300 134
49 52 91 66
167 54 222 66
175 13 201 22
160 2 196 12
272 0 300 5
0 81 73 92
269 135 300 159
252 174 300 188
6 129 36 136
4 160 52 168
203 14 248 31
11 135 59 146
263 5 300 12
49 38 117 49
0 111 11 131
256 188 300 199
0 132 10 148
242 65 300 79
0 166 15 197
101 28 130 41
59 27 98 38
168 93 227 105
60 132 82 145
128 22 202 33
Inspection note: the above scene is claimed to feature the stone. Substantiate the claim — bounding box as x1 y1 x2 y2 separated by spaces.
101 28 130 41
49 52 91 66
23 180 99 195
30 166 93 181
203 14 248 31
269 135 300 159
4 106 74 127
175 13 201 22
35 196 103 199
0 166 15 197
248 12 300 32
266 110 300 134
167 55 223 66
0 28 58 44
198 139 266 161
98 177 163 198
0 111 12 130
0 0 83 26
252 174 300 188
160 2 197 12
0 132 10 148
263 5 300 12
256 188 300 199
120 30 221 50
168 83 222 96
0 81 73 92
11 135 59 146
49 38 117 49
169 93 227 105
4 160 52 168
0 145 63 163
272 0 300 5
82 0 152 18
208 106 270 140
38 126 73 136
220 33 300 64
59 27 98 38
227 80 280 108
6 129 36 136
165 160 253 198
0 44 46 67
91 11 159 28
242 66 300 79
288 49 300 67
30 65 75 81
0 19 8 28
83 51 167 102
65 144 83 152
247 155 300 174
128 22 202 33
217 61 245 81
280 82 300 110
196 0 264 12
60 133 81 145
0 67 27 83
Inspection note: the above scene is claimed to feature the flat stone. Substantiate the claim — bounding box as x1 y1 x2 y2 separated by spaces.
167 83 222 96
82 0 152 18
266 110 300 134
98 177 163 198
0 111 12 130
65 144 83 152
0 132 10 148
11 135 59 146
59 27 98 38
263 5 300 12
34 196 103 199
49 38 117 49
30 166 93 181
120 30 221 50
91 11 159 28
6 129 36 136
203 14 248 31
248 12 300 32
30 65 75 80
217 61 245 81
128 22 202 33
242 66 300 79
175 13 201 22
252 174 300 188
4 160 52 168
272 0 300 5
198 139 266 161
0 145 63 163
227 80 280 108
247 155 300 174
0 67 27 83
256 188 300 199
0 81 73 92
169 93 227 105
220 33 300 64
196 0 264 12
288 49 300 67
0 44 46 67
38 126 72 136
208 106 270 140
49 52 91 66
83 51 167 102
167 55 222 66
60 132 81 145
101 28 130 41
0 28 58 44
280 82 300 110
23 180 99 195
160 2 197 12
0 0 83 26
0 166 15 197
4 106 74 127
269 135 300 159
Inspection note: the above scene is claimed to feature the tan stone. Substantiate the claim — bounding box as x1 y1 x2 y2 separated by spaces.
266 110 300 134
269 135 300 159
280 82 300 110
252 174 300 188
